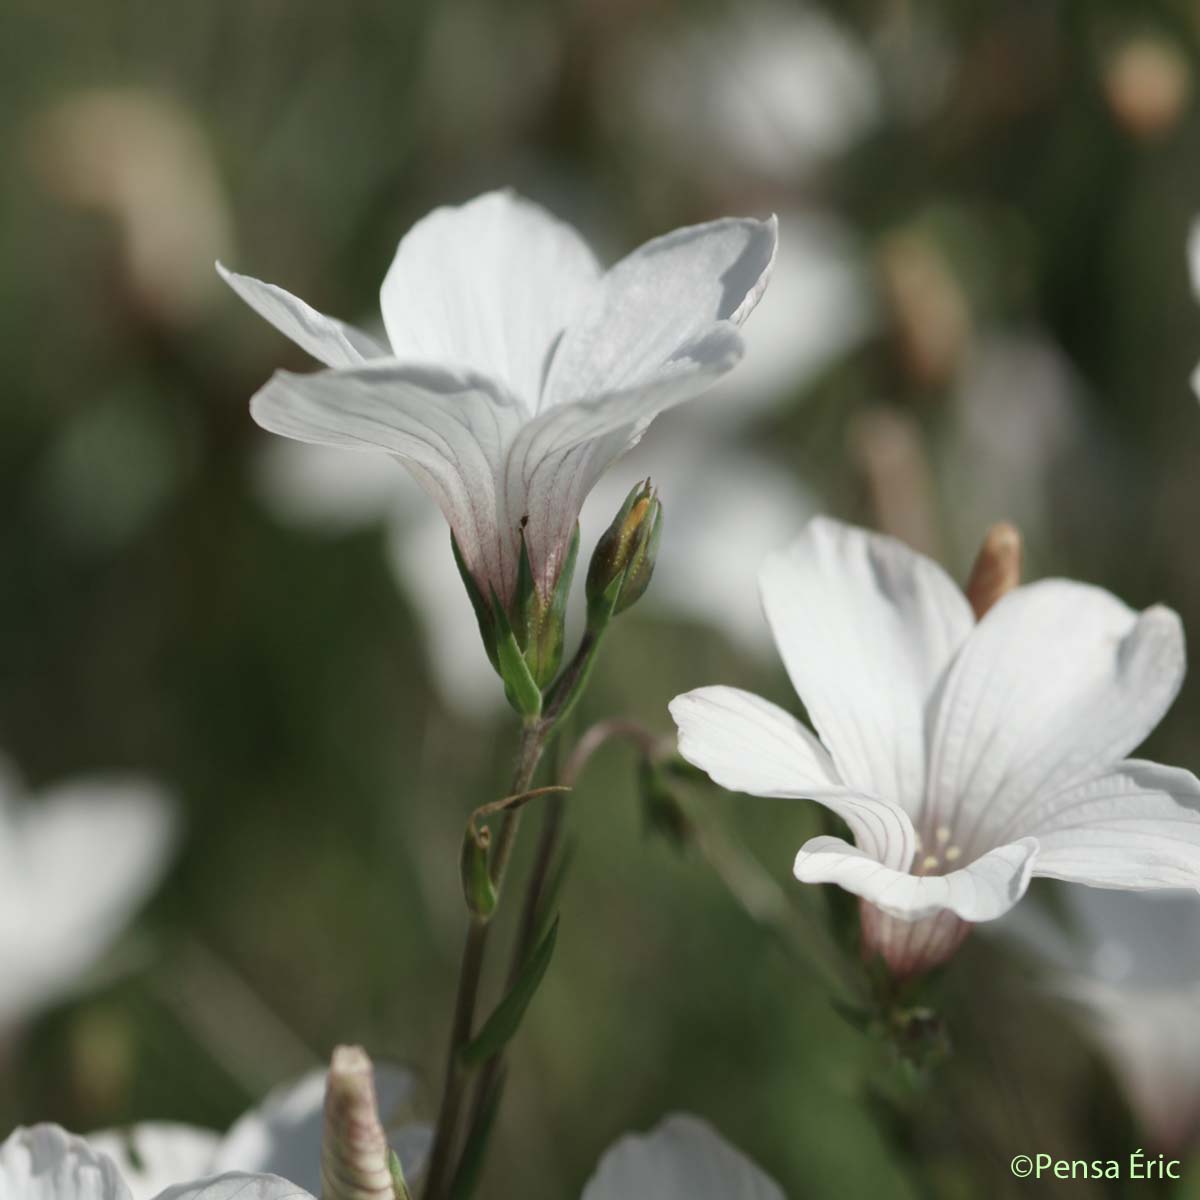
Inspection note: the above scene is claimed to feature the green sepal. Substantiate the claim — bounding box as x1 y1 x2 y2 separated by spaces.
513 524 579 688
451 534 499 672
460 916 559 1069
585 567 625 636
389 1149 413 1200
460 827 497 920
530 523 579 686
491 588 543 718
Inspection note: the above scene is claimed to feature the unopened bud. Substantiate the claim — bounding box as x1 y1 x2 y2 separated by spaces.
1104 35 1191 141
964 521 1022 620
878 230 971 388
460 825 497 920
322 1045 405 1200
586 481 663 626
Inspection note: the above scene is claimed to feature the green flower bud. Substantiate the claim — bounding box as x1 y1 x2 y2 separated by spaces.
460 824 497 920
586 480 662 627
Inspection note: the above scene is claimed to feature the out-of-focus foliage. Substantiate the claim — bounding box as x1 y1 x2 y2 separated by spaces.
3 1 1200 1197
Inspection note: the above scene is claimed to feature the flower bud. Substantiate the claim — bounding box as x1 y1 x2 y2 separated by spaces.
322 1045 406 1200
586 480 662 626
964 521 1022 620
460 824 497 920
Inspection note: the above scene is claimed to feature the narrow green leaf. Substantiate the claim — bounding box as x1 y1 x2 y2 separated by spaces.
460 916 559 1069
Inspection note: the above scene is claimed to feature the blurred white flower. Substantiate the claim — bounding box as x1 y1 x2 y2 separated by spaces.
693 212 875 425
88 1053 430 1200
671 517 1200 978
221 189 776 617
938 332 1086 554
1 1125 298 1200
613 1 879 183
13 1111 777 1200
582 1114 782 1200
0 764 175 1029
1008 888 1200 1151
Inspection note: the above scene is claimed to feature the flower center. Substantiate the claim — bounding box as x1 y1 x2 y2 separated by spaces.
912 824 964 875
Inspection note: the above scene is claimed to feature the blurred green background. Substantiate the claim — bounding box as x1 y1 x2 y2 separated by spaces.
4 1 1200 1196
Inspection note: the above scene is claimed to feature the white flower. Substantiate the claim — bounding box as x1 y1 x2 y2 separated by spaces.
1006 887 1200 1150
13 1113 777 1200
582 1114 782 1200
220 189 776 617
88 1055 430 1200
0 1126 299 1200
670 516 1200 977
0 761 175 1028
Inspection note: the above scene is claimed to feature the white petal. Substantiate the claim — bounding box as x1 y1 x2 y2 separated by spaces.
154 1175 313 1200
380 190 600 404
542 216 777 406
581 1114 783 1200
759 517 974 810
0 1126 131 1200
87 1126 220 1200
212 1063 426 1192
794 836 1039 922
217 265 386 369
1026 761 1200 890
0 776 176 1026
924 581 1184 852
248 362 526 603
669 686 916 869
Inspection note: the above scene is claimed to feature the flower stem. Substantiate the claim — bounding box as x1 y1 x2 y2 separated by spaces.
425 630 612 1199
457 719 667 1171
422 722 545 1200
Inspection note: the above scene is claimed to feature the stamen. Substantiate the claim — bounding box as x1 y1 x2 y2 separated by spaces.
935 825 951 845
944 845 962 863
921 854 940 872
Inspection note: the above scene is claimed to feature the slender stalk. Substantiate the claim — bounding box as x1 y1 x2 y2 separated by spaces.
422 723 546 1200
459 720 668 1164
427 631 612 1199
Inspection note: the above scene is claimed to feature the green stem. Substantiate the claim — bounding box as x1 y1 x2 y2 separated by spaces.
428 626 612 1199
457 719 666 1174
422 723 545 1200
